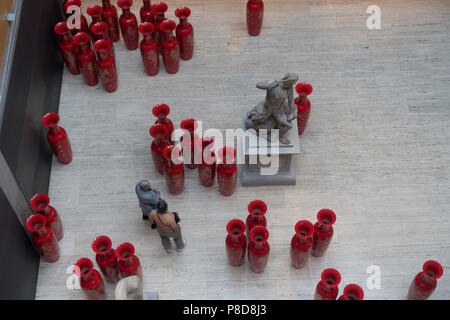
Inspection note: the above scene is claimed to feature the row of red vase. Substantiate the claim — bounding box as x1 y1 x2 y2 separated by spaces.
149 106 238 197
74 238 142 300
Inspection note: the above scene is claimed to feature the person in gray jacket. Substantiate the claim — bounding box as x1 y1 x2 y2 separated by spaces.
135 180 162 220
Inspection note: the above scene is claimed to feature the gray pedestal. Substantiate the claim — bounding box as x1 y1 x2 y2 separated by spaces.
241 110 300 186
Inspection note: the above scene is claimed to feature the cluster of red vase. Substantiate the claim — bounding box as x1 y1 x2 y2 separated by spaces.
148 113 238 196
226 200 270 273
26 194 64 263
313 268 365 300
73 237 142 300
137 3 194 75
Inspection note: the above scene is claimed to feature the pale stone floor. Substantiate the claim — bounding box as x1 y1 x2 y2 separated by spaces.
36 0 450 299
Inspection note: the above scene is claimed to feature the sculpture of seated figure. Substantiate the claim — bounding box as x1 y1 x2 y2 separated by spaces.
245 73 299 145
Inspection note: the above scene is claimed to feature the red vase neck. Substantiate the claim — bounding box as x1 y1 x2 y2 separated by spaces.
318 223 331 232
179 17 188 25
421 272 436 285
143 33 154 42
143 1 151 9
102 0 112 8
49 125 61 134
296 235 309 243
122 256 136 266
121 8 132 15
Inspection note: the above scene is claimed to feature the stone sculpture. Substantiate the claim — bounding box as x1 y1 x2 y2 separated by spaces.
244 73 299 145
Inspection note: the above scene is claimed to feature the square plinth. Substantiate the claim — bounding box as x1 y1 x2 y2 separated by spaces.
241 109 300 186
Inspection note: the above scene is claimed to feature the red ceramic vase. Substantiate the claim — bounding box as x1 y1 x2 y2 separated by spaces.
101 0 121 42
140 0 154 23
152 104 173 141
159 20 180 74
42 112 73 165
407 260 444 300
338 284 364 300
86 5 104 42
311 209 336 257
175 6 194 61
74 258 106 300
217 146 237 196
64 0 89 35
247 0 264 36
246 200 267 235
92 236 119 283
151 2 168 51
26 214 60 263
93 39 118 93
118 0 139 50
139 22 159 76
30 193 64 241
91 22 116 59
163 145 185 195
26 213 59 262
295 82 313 135
116 242 143 279
72 32 99 87
290 220 314 269
180 118 199 169
198 136 216 187
248 226 270 273
225 219 247 267
314 268 341 300
149 124 170 175
54 22 80 75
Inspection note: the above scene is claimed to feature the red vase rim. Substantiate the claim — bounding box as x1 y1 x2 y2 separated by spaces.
65 0 81 10
423 260 444 280
30 193 50 211
294 220 314 238
175 6 191 19
180 118 198 133
247 200 267 217
74 257 94 278
295 82 313 97
152 103 170 118
217 146 236 164
343 284 364 300
72 32 90 46
152 2 168 14
92 235 113 255
115 242 136 261
317 209 336 226
25 214 47 233
320 268 341 288
226 219 246 238
149 123 169 140
93 39 113 52
41 112 60 128
249 226 269 244
92 22 109 35
87 5 103 17
159 19 176 33
117 0 133 9
54 22 70 35
139 22 155 35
